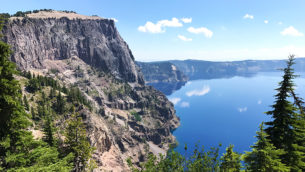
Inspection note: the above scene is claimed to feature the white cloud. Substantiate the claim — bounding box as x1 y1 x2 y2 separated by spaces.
138 18 183 33
159 18 183 27
110 18 118 22
180 101 190 108
281 26 304 37
186 85 210 97
264 20 269 24
257 100 262 105
186 81 192 85
169 97 181 105
187 27 213 38
238 107 248 112
181 17 192 23
278 21 283 25
178 35 192 41
138 22 164 33
243 14 254 19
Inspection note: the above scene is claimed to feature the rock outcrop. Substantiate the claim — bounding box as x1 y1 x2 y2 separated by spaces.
137 61 188 95
137 61 188 84
3 11 144 84
1 11 179 171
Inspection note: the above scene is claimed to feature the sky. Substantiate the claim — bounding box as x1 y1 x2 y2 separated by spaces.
1 0 305 62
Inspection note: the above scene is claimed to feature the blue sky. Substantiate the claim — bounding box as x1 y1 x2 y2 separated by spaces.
2 0 305 61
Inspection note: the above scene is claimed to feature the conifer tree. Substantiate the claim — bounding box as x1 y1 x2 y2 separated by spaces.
244 123 289 172
43 113 55 146
49 87 56 99
23 95 29 111
220 144 242 172
30 106 36 119
65 113 94 172
264 55 305 168
289 103 305 171
55 92 65 114
265 55 297 149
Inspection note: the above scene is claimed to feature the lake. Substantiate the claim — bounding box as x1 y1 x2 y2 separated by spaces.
161 72 305 155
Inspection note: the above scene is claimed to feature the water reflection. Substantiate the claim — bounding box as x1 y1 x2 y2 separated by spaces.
147 81 187 96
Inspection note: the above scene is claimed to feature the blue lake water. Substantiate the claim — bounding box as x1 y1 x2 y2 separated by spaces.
167 72 305 155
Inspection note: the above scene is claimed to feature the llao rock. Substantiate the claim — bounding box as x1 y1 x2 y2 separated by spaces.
2 14 144 84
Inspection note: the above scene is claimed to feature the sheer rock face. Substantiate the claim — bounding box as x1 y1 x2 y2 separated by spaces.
2 17 144 84
2 12 179 171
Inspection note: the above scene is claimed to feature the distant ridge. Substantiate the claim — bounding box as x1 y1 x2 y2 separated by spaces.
138 58 305 81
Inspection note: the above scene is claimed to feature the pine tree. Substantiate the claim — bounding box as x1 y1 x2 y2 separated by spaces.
220 144 242 172
289 104 305 171
49 87 56 99
65 113 94 172
244 123 289 172
55 92 65 114
23 95 29 111
265 56 296 149
43 113 55 146
264 55 305 168
30 106 36 119
0 17 34 168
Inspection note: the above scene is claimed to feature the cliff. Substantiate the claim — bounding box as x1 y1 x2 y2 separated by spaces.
136 61 188 84
170 59 305 80
3 11 144 84
2 11 179 171
136 61 188 95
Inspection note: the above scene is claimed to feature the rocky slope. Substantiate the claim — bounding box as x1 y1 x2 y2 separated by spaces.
2 11 179 171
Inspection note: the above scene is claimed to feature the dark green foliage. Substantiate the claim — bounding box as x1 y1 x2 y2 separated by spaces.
0 18 73 171
65 114 95 172
23 95 29 111
131 111 141 122
25 74 59 93
55 92 65 114
220 144 242 172
67 86 92 110
49 87 56 99
244 123 289 172
0 13 10 19
30 106 36 119
264 55 305 169
43 114 55 146
265 56 297 150
128 144 221 172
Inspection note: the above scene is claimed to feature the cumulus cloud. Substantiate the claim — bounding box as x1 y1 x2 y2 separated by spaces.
264 20 269 24
180 101 190 108
138 18 183 33
281 26 304 37
110 18 118 22
257 100 262 105
178 35 192 41
238 107 248 112
186 85 210 97
187 27 213 38
278 21 283 25
169 97 181 105
181 17 192 23
243 14 254 19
